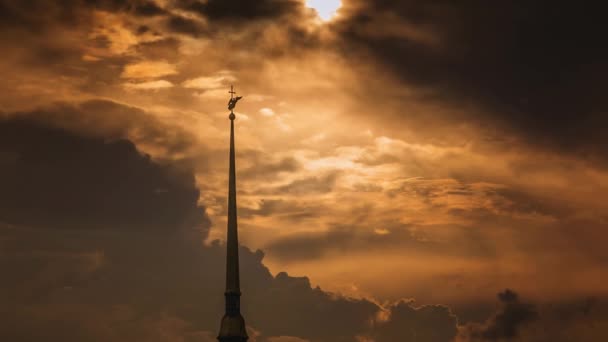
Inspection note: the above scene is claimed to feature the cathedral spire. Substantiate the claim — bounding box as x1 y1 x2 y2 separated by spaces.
218 85 248 342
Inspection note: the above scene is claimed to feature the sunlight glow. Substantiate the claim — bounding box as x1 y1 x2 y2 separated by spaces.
306 0 342 21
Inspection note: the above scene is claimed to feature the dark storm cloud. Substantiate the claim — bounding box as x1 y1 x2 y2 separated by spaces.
481 290 538 340
0 0 311 41
173 0 321 53
533 298 608 341
130 0 167 16
336 1 608 159
34 100 196 154
0 116 205 231
250 271 380 341
0 1 78 31
0 110 214 339
374 301 458 342
0 0 306 41
166 15 207 37
181 0 303 22
456 291 608 341
0 0 168 31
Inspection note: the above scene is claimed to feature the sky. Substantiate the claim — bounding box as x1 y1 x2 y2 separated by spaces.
1 1 607 341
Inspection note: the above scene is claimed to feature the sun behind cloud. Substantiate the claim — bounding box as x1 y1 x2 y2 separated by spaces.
306 0 342 21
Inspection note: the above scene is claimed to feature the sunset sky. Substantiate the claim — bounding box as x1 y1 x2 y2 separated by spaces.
1 1 607 341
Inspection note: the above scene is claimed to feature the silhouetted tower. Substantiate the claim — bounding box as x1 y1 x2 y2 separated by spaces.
218 85 248 342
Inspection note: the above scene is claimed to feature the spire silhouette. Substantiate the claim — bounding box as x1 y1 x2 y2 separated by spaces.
218 86 248 342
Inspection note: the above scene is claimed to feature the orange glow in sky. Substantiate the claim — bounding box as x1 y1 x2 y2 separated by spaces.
1 1 608 341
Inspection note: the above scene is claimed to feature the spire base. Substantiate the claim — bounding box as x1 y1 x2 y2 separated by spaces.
218 292 248 342
218 313 248 342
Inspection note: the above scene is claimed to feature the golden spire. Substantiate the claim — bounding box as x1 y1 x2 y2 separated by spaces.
218 85 248 342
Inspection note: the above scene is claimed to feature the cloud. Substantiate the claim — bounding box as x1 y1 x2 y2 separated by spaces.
482 290 538 340
7 99 197 157
183 73 237 90
260 108 276 117
335 1 608 161
0 0 168 32
455 292 608 342
121 60 178 79
239 154 301 181
181 0 304 23
264 222 449 262
123 80 174 90
458 289 538 341
260 173 338 195
239 199 321 222
372 300 458 342
166 14 207 36
131 1 167 17
0 115 205 232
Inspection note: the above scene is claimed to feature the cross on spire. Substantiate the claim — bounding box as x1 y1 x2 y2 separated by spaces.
227 85 243 116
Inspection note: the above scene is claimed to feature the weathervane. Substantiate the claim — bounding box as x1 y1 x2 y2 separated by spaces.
227 85 243 118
